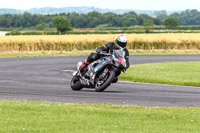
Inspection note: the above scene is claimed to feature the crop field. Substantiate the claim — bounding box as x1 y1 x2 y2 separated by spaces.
1 34 200 52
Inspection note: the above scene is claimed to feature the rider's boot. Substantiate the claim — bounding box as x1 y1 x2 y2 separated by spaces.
79 59 90 72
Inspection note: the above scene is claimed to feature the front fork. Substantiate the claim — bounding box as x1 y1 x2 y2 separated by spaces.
100 67 109 79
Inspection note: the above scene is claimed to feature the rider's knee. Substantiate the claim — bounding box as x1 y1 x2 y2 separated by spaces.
87 53 99 62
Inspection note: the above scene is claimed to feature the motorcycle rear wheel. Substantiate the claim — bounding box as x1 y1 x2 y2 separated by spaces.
95 70 115 92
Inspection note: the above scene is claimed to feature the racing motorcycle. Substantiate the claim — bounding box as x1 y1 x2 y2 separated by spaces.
70 49 127 92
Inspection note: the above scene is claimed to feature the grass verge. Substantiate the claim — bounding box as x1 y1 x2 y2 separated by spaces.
119 62 200 87
0 49 200 57
0 51 92 57
0 100 200 133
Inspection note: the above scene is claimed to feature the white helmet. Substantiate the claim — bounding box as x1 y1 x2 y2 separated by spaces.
114 34 127 49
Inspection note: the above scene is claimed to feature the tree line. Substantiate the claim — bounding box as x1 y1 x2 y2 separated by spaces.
0 12 161 28
155 9 200 25
1 9 200 29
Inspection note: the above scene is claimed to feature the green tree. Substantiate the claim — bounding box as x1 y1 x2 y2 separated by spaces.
35 23 47 31
52 16 72 33
143 19 154 33
121 12 138 27
122 20 128 27
164 17 179 29
143 19 153 27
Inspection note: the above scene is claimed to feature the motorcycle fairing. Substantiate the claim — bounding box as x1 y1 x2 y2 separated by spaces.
84 58 112 86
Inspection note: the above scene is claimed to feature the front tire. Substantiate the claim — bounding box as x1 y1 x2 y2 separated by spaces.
95 70 115 92
70 75 83 91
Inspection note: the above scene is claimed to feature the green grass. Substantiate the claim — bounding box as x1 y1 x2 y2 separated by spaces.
120 62 200 87
0 100 200 133
0 51 93 57
0 50 200 57
130 51 200 55
0 53 88 57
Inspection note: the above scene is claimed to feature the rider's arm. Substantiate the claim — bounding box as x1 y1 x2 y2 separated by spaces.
96 42 112 53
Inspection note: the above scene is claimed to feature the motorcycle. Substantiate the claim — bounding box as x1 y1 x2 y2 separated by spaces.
70 49 127 92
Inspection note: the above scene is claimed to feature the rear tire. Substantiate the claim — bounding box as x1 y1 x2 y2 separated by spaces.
95 70 115 92
70 75 83 91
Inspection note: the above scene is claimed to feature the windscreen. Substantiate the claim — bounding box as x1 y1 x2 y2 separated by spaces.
113 49 125 59
113 49 126 67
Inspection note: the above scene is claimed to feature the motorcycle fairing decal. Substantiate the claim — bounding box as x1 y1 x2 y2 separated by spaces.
83 79 89 85
94 61 107 72
92 75 95 79
90 72 93 76
80 78 90 86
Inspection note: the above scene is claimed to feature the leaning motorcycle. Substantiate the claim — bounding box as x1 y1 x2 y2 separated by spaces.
70 49 127 92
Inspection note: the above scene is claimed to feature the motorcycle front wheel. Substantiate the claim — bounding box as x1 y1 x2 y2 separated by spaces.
70 75 83 91
95 70 115 92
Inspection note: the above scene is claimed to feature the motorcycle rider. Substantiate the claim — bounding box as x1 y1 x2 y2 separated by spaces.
80 34 130 82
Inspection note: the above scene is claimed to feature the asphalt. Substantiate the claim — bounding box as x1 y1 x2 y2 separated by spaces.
0 55 200 107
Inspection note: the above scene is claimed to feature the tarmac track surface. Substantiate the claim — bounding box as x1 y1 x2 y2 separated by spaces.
0 55 200 107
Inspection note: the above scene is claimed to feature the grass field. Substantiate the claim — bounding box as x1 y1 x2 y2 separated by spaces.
0 100 200 133
119 62 200 87
0 49 200 57
0 50 92 57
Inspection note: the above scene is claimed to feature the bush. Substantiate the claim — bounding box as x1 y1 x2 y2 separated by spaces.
9 30 21 35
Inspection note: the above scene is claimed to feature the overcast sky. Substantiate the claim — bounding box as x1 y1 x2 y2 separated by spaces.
0 0 200 11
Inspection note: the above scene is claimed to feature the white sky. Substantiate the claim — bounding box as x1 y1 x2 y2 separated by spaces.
0 0 200 11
